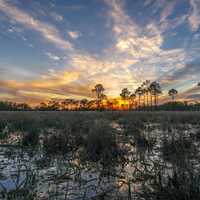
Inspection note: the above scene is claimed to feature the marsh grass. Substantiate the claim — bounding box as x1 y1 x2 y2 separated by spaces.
0 165 37 200
21 128 40 148
0 111 200 200
81 120 126 166
43 130 75 155
141 167 200 200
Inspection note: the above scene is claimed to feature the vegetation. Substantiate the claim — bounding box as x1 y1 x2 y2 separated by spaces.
0 101 31 111
0 81 199 111
0 111 200 199
120 88 131 100
168 88 178 102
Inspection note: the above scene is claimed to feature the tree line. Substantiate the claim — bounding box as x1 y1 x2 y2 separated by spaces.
90 81 200 111
0 81 199 111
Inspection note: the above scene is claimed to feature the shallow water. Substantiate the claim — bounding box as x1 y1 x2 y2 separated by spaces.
0 123 200 199
0 146 119 200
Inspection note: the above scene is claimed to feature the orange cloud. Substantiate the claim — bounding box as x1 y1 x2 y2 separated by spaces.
0 70 93 105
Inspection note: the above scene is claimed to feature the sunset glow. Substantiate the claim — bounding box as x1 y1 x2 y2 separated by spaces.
0 0 200 105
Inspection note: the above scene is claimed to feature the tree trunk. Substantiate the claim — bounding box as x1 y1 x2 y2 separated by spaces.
154 95 157 110
128 181 132 200
139 96 141 110
147 92 149 110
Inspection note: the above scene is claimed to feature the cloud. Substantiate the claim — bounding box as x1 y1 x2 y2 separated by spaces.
68 31 81 40
50 12 63 22
103 0 186 84
186 93 200 100
160 1 176 22
177 85 200 101
144 0 188 33
0 0 72 50
0 63 38 80
103 0 198 99
45 52 61 61
144 0 167 14
188 0 200 32
0 67 6 73
66 0 190 97
0 70 90 104
169 63 199 81
0 0 199 104
160 63 200 88
144 0 154 7
7 25 24 33
105 0 163 60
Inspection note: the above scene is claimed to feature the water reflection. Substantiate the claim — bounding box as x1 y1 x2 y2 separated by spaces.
0 122 200 199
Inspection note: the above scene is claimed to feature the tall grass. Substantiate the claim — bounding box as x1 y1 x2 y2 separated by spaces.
0 111 200 199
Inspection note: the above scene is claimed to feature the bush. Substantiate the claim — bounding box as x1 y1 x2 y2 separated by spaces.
161 135 196 166
81 120 125 167
21 128 39 147
142 169 200 200
43 129 76 155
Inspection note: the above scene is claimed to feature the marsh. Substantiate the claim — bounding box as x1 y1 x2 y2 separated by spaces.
0 111 200 199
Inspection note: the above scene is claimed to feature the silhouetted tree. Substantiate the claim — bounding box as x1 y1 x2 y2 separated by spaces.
135 87 143 109
92 84 105 109
38 102 48 110
100 94 107 100
49 101 60 110
0 101 31 111
92 84 105 99
80 99 88 110
120 88 131 100
129 93 136 109
149 81 162 109
142 80 150 108
168 88 178 102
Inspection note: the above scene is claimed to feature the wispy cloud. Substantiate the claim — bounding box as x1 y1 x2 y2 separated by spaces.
0 0 199 103
176 85 200 101
50 12 63 22
105 0 163 60
160 1 176 22
160 63 200 88
104 0 184 81
0 70 87 104
188 0 200 32
0 0 72 50
103 0 196 96
68 31 81 40
45 52 61 61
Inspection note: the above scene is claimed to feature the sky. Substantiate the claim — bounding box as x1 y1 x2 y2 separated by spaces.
0 0 200 105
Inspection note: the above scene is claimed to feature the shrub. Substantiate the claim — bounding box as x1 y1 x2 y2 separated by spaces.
43 130 74 155
81 120 125 167
21 128 39 147
161 135 196 166
142 169 200 200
